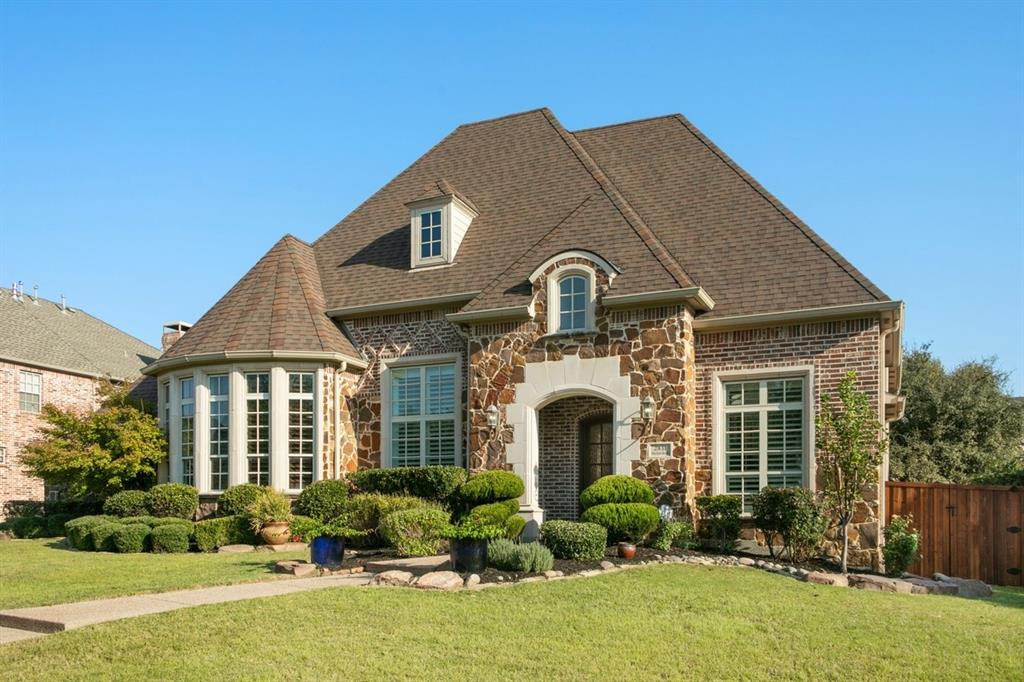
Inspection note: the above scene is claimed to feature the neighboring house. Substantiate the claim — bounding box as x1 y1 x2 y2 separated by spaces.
143 108 904 567
0 287 160 514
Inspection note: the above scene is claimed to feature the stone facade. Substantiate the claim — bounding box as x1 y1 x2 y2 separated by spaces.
0 360 101 517
537 395 612 520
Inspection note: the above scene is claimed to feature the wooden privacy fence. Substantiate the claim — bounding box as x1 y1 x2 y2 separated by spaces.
885 481 1023 587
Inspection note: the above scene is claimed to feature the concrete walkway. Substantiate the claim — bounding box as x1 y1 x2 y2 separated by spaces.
0 572 373 643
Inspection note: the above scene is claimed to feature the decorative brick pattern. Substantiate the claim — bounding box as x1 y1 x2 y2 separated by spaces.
537 396 612 520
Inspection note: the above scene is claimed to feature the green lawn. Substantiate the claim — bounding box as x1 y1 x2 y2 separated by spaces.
4 563 1022 681
0 539 307 609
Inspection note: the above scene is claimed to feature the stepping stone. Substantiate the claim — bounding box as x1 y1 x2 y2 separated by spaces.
274 560 317 577
905 577 959 596
365 555 450 576
932 573 992 598
415 571 463 590
803 571 848 587
372 570 415 586
266 542 308 553
218 544 255 554
847 574 913 594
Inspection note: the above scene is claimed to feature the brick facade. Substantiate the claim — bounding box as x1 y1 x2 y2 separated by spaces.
0 360 101 517
537 395 612 520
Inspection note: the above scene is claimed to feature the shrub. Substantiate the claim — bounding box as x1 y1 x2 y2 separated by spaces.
503 514 526 540
487 539 554 573
696 495 742 552
120 515 161 527
294 480 348 522
345 494 439 545
193 515 256 552
150 523 191 553
4 516 48 539
459 470 524 506
348 466 467 505
45 513 74 537
579 475 655 510
217 484 268 517
751 488 826 562
883 515 920 577
289 515 319 542
468 499 520 526
89 522 123 551
65 516 116 550
145 483 198 519
151 517 194 528
103 490 150 517
581 503 661 543
648 520 696 551
541 520 607 561
378 507 450 556
246 488 293 532
112 523 151 553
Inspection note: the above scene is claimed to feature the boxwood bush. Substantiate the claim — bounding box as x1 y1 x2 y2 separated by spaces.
349 466 467 505
151 517 194 528
45 513 74 537
696 495 742 552
579 475 655 510
459 470 524 506
89 521 123 551
217 484 268 517
581 502 661 543
2 516 48 539
65 515 116 550
151 523 192 553
378 507 451 557
112 523 151 553
145 483 198 519
120 515 162 527
487 539 554 573
468 499 520 526
294 480 348 522
102 490 150 518
344 494 439 546
540 520 607 561
503 514 526 540
193 515 256 552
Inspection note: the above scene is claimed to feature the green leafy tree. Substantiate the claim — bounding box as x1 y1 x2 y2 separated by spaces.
890 346 1023 484
21 383 166 501
816 371 888 573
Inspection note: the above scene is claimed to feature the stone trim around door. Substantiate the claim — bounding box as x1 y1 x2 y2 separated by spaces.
503 354 641 538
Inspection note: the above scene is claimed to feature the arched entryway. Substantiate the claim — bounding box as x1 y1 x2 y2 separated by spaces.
537 396 613 520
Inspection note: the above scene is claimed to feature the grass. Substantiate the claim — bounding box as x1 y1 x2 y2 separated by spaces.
3 563 1022 681
0 539 307 609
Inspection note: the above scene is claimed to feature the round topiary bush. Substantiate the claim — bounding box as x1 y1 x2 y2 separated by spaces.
503 514 526 540
467 499 520 526
580 502 661 543
120 515 161 527
88 521 123 552
151 517 194 528
64 516 116 550
217 484 269 517
579 475 655 510
459 471 525 506
102 490 150 517
378 507 451 557
294 480 349 522
540 520 607 561
112 523 151 553
151 523 191 553
145 483 199 519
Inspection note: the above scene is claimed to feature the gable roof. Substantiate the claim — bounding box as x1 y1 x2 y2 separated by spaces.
160 235 359 360
0 290 159 380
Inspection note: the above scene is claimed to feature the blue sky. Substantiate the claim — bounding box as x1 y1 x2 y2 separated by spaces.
2 1 1021 392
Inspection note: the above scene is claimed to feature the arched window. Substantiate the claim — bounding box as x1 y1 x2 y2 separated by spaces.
558 275 587 331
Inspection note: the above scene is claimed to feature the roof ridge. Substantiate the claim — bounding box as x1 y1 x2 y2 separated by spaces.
571 113 680 135
285 238 332 352
224 237 285 350
669 114 887 301
455 107 550 129
539 109 697 289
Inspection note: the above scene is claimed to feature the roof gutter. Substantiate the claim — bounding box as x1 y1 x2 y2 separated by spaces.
692 300 903 331
602 286 715 312
326 291 479 319
446 305 534 324
0 355 136 383
141 350 368 376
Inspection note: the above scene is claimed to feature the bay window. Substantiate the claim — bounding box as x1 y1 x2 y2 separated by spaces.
388 362 457 467
246 373 270 486
208 375 229 492
287 372 315 490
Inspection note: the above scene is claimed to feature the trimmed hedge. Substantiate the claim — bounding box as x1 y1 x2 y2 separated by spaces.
378 507 451 557
345 494 439 546
579 475 655 510
151 517 194 528
145 483 199 519
468 499 520 526
503 515 526 540
193 515 257 552
89 522 123 552
3 516 48 539
151 523 192 553
112 523 151 553
102 490 150 517
459 471 525 506
696 495 742 552
541 520 607 561
294 480 349 522
349 466 467 505
487 539 554 573
65 516 116 550
581 503 661 543
217 484 268 517
120 515 162 527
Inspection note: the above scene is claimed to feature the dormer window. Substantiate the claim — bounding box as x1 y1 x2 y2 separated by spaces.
529 250 621 336
558 275 588 331
407 180 478 269
419 209 443 260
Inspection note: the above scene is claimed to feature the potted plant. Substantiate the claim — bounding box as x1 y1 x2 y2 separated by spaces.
306 519 367 569
247 489 293 545
441 515 505 573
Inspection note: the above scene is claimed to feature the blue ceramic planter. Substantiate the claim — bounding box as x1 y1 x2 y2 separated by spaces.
311 535 345 568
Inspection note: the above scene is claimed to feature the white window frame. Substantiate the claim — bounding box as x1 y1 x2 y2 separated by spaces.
160 381 170 430
245 372 271 486
381 353 463 468
545 264 597 335
179 377 196 487
18 370 42 413
208 374 230 493
711 365 815 514
409 202 450 268
285 371 317 493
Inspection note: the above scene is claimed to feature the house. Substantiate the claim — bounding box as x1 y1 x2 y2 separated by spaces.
143 109 904 567
0 286 160 515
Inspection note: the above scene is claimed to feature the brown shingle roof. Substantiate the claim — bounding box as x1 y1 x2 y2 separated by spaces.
161 235 358 360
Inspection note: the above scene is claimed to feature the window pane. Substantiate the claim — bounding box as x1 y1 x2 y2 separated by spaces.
425 365 455 415
391 367 422 416
392 421 421 467
425 419 456 465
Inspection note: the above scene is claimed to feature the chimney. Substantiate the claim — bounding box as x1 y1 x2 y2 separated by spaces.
162 321 192 351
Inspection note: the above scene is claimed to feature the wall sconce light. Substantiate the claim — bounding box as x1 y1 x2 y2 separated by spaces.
486 404 499 429
640 395 655 422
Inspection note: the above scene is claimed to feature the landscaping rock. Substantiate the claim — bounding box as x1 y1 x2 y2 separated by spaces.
738 557 756 566
415 571 463 591
275 560 299 573
804 571 848 587
274 560 316 577
905 578 959 596
599 561 616 571
218 544 255 554
372 570 415 586
578 569 601 577
847 574 913 594
520 576 545 583
932 573 992 598
464 574 480 588
266 542 308 553
543 570 563 579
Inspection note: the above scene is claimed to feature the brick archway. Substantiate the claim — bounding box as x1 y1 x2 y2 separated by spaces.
537 396 613 521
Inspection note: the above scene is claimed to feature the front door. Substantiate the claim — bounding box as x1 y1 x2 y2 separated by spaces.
580 415 613 489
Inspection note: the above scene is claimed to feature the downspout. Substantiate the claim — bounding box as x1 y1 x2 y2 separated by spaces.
334 361 345 479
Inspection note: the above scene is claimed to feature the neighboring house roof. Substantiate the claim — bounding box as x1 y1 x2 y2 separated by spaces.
0 289 159 381
161 234 360 360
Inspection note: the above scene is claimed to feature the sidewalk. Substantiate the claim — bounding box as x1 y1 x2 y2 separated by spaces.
0 572 373 642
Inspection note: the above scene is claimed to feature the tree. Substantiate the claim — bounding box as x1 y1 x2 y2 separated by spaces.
890 345 1023 484
816 371 888 573
21 383 166 501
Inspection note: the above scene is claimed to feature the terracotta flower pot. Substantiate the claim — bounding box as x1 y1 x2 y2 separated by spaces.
260 521 291 545
618 542 637 559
